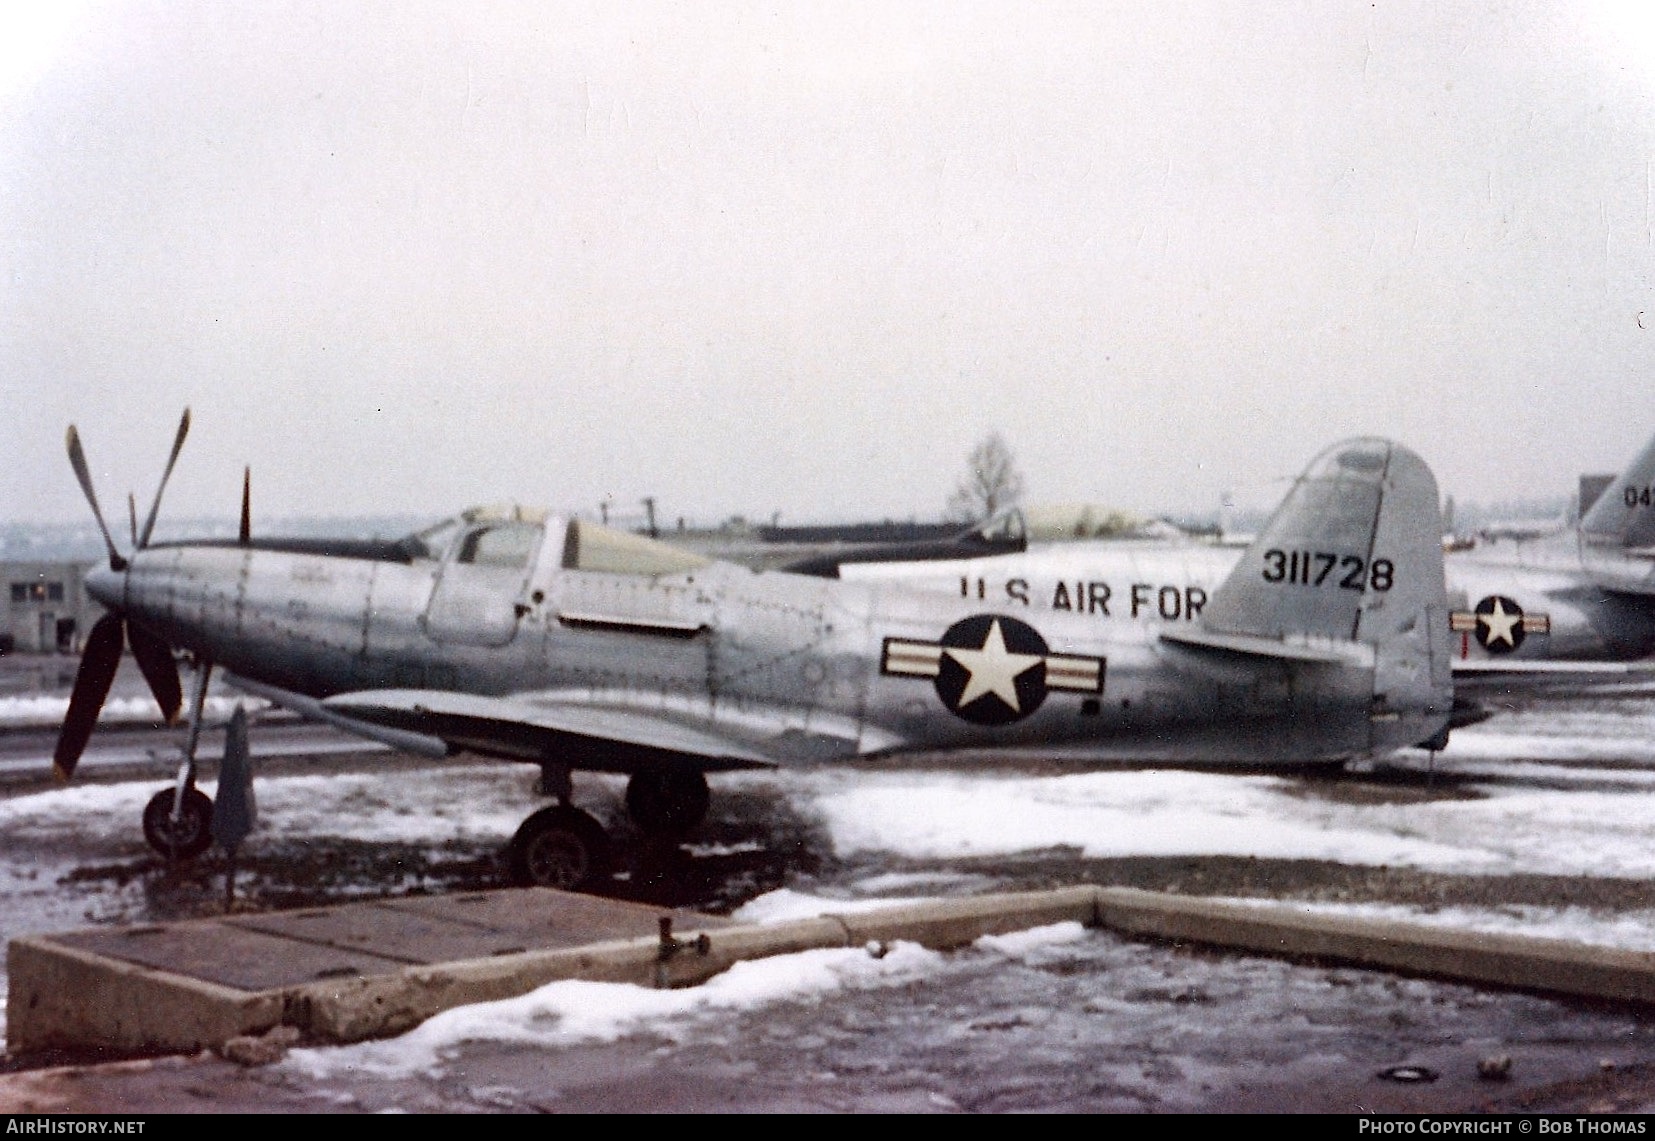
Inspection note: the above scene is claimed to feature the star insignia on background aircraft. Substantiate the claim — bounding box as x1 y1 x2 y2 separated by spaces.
882 614 1104 724
1448 595 1551 654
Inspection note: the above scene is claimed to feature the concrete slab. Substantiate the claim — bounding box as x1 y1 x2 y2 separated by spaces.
7 887 734 1056
49 922 413 990
377 887 722 946
13 883 1655 1064
226 888 679 966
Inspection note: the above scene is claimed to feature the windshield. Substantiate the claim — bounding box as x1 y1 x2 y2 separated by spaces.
406 505 550 562
457 521 542 568
408 518 463 561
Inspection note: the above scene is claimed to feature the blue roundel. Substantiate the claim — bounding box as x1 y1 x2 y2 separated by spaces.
1472 595 1526 654
934 614 1050 725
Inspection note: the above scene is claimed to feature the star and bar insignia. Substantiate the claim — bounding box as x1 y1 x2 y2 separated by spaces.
1448 595 1550 654
882 614 1105 725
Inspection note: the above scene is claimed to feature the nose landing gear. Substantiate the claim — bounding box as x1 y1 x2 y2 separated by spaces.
140 658 217 863
141 786 214 860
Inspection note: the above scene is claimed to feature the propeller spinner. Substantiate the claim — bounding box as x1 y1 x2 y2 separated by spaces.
53 411 191 780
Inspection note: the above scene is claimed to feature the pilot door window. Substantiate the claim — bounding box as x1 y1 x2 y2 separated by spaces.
457 523 541 569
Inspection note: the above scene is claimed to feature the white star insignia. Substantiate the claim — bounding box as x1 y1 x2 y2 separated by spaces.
1478 599 1522 648
944 619 1043 712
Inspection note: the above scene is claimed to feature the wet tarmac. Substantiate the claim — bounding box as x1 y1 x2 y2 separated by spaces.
5 661 1655 1113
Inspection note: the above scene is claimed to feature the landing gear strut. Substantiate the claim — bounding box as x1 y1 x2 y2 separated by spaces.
625 767 710 836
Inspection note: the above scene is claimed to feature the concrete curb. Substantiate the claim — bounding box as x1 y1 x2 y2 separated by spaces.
1093 887 1655 1005
8 936 285 1053
11 884 1655 1059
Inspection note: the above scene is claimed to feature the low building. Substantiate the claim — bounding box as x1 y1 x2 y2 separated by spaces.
1 561 97 654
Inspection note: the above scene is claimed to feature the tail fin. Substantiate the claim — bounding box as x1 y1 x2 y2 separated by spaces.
1171 438 1453 754
1580 430 1655 553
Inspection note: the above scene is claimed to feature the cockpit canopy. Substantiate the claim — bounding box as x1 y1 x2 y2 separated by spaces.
406 505 547 564
560 519 709 575
972 504 1185 543
407 507 709 576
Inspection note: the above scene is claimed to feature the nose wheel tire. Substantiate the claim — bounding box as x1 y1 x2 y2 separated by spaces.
506 805 613 891
142 787 215 860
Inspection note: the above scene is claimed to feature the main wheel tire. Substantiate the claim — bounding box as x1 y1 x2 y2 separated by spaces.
142 787 215 861
506 806 613 891
625 767 710 836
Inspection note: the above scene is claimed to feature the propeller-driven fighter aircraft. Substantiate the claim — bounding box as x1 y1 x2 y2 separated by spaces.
797 432 1655 698
54 416 1454 891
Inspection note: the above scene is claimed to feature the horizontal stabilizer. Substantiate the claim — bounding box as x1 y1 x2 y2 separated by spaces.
1160 627 1374 665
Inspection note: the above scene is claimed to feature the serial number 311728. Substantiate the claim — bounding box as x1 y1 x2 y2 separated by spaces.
1261 549 1394 592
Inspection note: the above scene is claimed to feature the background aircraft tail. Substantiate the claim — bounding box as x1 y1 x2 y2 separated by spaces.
1580 429 1655 554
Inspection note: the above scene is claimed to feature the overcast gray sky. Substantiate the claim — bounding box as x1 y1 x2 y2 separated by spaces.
3 1 1653 529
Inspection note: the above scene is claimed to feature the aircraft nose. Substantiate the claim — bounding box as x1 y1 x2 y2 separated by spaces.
85 565 124 609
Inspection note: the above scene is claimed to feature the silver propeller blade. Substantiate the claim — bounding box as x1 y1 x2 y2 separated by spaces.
65 425 126 571
138 407 191 549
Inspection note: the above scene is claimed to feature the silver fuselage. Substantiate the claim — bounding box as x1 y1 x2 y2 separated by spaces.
92 516 1440 768
840 534 1655 666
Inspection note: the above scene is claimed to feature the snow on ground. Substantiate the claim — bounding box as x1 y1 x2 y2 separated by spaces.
6 695 1655 1063
0 769 533 850
0 694 262 728
281 888 1655 1086
285 928 955 1081
282 909 1101 1083
259 694 1655 1072
801 763 1655 877
1262 900 1655 952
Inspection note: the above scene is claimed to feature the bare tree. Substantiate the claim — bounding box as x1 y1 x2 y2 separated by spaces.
946 431 1025 523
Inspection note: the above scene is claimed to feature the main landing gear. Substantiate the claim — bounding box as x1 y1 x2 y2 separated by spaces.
506 805 613 891
505 763 712 891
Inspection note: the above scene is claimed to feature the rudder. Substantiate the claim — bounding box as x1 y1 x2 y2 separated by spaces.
1199 438 1453 751
1202 439 1441 642
1580 429 1655 552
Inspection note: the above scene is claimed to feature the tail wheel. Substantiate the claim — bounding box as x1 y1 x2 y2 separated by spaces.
507 805 612 891
625 767 710 836
142 787 214 860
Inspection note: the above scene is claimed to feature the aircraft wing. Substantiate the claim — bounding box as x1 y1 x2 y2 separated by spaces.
310 687 878 771
222 673 452 758
1450 660 1655 677
1449 658 1655 696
